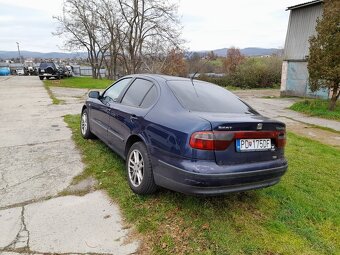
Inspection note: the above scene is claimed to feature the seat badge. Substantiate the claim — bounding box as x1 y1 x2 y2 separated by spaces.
257 123 263 130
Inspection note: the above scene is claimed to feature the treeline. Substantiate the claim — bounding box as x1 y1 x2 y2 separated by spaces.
54 1 282 88
54 0 182 79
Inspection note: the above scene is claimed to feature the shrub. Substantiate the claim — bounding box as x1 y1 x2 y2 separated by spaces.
198 56 282 89
232 57 282 88
197 74 233 87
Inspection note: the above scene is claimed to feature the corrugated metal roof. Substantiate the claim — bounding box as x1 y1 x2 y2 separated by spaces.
287 0 322 11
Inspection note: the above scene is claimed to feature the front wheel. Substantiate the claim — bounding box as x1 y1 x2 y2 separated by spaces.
80 109 95 139
126 142 157 195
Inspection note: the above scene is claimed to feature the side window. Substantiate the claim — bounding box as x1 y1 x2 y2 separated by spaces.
140 85 157 108
121 79 154 107
102 78 131 104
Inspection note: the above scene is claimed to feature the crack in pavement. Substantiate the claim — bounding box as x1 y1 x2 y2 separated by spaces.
0 138 70 149
0 171 7 187
3 207 29 251
0 177 95 211
0 77 12 83
0 159 80 195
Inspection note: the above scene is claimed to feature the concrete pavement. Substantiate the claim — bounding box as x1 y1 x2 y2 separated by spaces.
0 76 139 254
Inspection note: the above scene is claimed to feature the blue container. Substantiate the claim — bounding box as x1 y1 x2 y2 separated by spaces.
0 67 10 76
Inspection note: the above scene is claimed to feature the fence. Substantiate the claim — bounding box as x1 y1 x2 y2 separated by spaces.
72 66 106 77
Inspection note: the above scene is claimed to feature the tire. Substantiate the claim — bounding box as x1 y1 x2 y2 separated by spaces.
39 76 44 80
46 66 54 73
80 108 95 139
126 142 157 195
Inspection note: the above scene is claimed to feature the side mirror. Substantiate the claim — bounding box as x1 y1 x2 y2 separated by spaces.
89 91 100 99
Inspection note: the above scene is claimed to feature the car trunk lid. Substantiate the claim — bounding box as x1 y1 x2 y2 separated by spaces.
193 112 286 165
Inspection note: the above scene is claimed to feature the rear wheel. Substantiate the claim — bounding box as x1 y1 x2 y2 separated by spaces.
39 76 44 80
80 108 95 139
126 142 157 195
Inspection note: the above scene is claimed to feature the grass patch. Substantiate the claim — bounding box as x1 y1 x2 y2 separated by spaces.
43 83 64 105
289 99 340 121
65 114 340 255
44 76 114 89
225 85 239 91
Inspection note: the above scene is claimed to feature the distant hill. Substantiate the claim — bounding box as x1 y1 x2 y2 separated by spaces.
0 47 280 60
0 51 87 59
189 47 281 57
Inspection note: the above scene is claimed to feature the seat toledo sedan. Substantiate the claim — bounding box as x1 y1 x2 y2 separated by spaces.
80 74 288 195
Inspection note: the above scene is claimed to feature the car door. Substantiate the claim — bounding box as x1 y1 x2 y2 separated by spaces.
89 78 132 141
106 78 158 156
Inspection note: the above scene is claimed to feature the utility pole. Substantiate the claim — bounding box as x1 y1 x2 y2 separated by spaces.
16 42 22 63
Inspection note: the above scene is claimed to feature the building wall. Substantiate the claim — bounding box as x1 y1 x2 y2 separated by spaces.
280 3 328 98
283 4 323 60
281 61 329 99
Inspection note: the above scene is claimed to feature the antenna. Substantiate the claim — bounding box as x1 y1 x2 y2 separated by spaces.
191 54 212 81
190 53 213 96
190 70 199 97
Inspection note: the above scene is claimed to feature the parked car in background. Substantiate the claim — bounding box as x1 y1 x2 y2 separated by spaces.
38 62 63 80
64 65 73 77
24 61 37 75
80 74 288 195
16 68 25 75
0 67 10 76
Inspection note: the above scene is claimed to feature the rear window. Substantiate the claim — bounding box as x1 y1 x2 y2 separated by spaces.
40 62 55 69
167 80 257 114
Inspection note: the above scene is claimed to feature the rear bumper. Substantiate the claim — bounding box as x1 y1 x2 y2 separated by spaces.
39 74 61 77
153 158 288 195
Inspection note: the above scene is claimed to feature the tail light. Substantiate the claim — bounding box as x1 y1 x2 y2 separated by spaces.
277 132 286 148
190 130 286 150
189 131 234 150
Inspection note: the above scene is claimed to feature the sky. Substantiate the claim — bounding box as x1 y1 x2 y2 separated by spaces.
0 0 304 53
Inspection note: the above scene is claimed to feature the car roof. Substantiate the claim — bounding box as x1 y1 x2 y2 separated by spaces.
127 74 191 83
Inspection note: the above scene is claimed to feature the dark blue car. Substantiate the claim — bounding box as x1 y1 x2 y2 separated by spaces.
80 74 287 195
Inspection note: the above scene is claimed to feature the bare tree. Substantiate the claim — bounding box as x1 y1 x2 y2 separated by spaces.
54 0 109 78
55 0 183 78
95 0 124 79
117 0 182 74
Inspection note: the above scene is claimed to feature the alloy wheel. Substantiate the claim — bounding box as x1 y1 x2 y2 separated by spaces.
128 149 144 187
81 112 88 135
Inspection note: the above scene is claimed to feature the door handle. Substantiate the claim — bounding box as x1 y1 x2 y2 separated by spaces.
130 114 138 121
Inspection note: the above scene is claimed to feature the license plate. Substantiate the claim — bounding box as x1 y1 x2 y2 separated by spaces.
236 139 271 152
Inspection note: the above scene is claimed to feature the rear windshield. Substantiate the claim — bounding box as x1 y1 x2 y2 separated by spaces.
40 63 55 69
167 80 257 114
